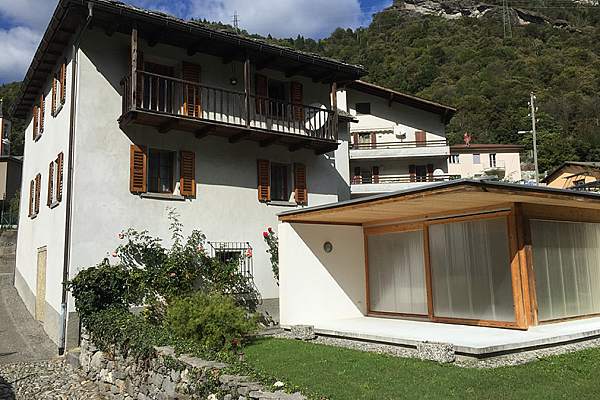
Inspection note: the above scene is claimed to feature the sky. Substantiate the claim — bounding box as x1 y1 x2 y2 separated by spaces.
0 0 391 84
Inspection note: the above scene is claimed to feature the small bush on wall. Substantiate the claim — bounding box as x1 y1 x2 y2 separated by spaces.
262 227 279 284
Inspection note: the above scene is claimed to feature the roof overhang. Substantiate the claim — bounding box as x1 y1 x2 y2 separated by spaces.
346 80 457 124
12 0 367 119
279 180 600 225
542 162 600 184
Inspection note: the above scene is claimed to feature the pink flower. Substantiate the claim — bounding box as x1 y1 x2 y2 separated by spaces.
169 272 176 277
118 233 125 240
263 231 269 238
246 248 253 258
111 251 118 258
268 227 273 233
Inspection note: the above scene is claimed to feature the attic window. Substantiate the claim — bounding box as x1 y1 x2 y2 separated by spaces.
355 102 371 115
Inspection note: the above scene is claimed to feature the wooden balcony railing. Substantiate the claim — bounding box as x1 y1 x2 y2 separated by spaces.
351 139 448 150
121 71 337 141
352 174 460 184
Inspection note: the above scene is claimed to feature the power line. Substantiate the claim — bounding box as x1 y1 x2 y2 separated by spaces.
232 11 240 32
503 0 513 39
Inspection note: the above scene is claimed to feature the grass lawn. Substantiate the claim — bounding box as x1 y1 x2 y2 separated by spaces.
243 338 600 400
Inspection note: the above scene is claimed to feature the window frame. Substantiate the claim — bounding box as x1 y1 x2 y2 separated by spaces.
449 154 460 164
489 153 497 168
270 162 292 202
147 148 176 194
52 69 64 117
473 153 481 164
47 154 63 208
355 102 371 115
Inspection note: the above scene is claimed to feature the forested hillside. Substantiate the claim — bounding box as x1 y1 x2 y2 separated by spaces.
0 82 24 156
3 0 600 173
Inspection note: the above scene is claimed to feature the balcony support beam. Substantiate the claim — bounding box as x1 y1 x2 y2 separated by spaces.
194 125 213 139
228 132 246 144
244 54 251 128
158 119 178 134
260 137 278 147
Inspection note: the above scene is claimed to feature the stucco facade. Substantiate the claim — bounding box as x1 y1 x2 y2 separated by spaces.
448 144 523 182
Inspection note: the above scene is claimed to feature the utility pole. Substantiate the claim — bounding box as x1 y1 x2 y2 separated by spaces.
529 92 539 184
232 11 240 32
502 0 512 39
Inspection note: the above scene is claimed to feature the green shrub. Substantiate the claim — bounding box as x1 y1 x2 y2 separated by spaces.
165 292 258 353
68 260 143 323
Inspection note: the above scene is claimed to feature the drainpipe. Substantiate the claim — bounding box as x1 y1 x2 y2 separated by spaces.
58 1 93 356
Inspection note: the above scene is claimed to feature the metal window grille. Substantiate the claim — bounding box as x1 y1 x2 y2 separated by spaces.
207 241 254 279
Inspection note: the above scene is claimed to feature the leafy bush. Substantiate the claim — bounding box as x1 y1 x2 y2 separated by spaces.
68 260 143 323
262 227 279 283
165 292 258 353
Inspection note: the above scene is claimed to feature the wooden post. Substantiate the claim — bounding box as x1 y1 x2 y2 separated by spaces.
331 82 338 140
244 55 251 128
508 204 529 329
131 26 138 111
516 203 537 325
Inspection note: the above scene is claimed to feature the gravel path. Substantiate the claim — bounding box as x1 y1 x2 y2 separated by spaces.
0 359 106 400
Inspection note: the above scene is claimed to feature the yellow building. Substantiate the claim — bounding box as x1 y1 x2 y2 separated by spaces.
542 161 600 189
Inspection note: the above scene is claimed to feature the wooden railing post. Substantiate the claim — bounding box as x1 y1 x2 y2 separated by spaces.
331 82 338 141
131 26 138 111
244 55 251 128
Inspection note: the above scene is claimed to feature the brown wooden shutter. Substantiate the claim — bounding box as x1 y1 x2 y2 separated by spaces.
57 152 64 202
255 74 268 116
352 132 359 149
34 174 41 214
47 161 54 206
32 106 39 139
409 164 416 183
370 132 377 149
51 75 57 115
182 62 202 117
60 62 67 104
353 166 361 184
416 130 426 146
294 163 308 205
427 163 434 182
372 166 380 184
257 159 270 202
39 95 45 133
290 81 304 121
28 180 34 217
130 145 147 193
179 150 196 198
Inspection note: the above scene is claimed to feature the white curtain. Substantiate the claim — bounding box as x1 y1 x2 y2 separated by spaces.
368 230 427 315
531 220 600 321
429 218 514 321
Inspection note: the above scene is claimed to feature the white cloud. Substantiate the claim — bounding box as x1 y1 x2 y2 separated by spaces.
187 0 363 38
0 0 56 28
0 26 40 83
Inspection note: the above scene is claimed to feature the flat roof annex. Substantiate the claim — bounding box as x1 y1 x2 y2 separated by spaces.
278 180 600 225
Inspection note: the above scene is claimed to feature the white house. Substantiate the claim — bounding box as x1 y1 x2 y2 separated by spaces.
10 0 365 352
448 144 523 182
337 81 458 197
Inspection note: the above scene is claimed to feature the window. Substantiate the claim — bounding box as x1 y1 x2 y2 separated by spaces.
489 153 497 168
52 62 66 116
47 153 64 208
574 179 586 187
257 160 307 205
148 149 174 194
29 174 41 219
449 154 460 164
355 102 371 115
129 146 196 198
32 95 45 140
271 163 291 201
473 153 481 164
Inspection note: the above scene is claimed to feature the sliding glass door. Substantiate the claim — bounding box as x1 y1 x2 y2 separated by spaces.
531 220 600 321
368 230 428 315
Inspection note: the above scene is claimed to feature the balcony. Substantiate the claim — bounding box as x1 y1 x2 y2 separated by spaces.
351 174 460 195
350 140 450 160
119 71 338 154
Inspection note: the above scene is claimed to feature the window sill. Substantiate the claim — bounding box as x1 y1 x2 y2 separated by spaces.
267 200 299 207
49 201 60 209
33 133 43 142
30 213 38 219
140 192 186 201
52 103 64 118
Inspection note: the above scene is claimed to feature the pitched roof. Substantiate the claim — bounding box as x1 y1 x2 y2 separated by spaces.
11 0 367 119
542 161 600 183
346 80 457 123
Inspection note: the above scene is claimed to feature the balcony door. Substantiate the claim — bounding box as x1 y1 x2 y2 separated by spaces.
182 62 202 118
415 130 426 147
143 62 175 113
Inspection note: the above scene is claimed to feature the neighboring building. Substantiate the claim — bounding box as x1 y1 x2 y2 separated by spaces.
542 161 600 189
448 144 523 182
1 98 12 156
0 100 21 207
337 80 458 197
278 180 600 357
10 0 365 351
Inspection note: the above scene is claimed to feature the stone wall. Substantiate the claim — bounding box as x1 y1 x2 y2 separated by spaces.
77 336 305 400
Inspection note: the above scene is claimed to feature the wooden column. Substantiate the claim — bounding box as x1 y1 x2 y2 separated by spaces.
508 203 529 329
244 55 251 128
516 203 538 325
331 82 338 140
130 26 138 111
